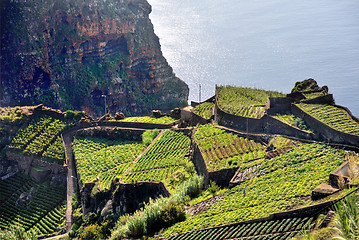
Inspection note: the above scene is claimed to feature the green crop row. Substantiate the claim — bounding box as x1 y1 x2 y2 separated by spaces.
0 174 66 233
217 86 284 116
162 143 345 236
166 216 314 240
193 102 214 119
72 137 146 187
297 103 359 136
273 113 312 132
42 136 65 164
194 124 266 171
31 202 66 235
120 116 176 124
123 130 192 184
303 90 327 100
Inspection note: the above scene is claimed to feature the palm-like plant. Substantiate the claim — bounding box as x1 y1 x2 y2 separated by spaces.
332 194 359 240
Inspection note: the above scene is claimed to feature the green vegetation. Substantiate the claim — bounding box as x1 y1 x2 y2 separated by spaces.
194 124 266 171
142 129 160 146
303 91 327 100
217 85 284 118
162 143 345 236
72 137 146 189
166 216 315 240
8 116 70 164
273 112 312 132
0 223 38 240
297 103 359 136
110 175 204 239
0 174 66 234
193 102 214 119
0 107 31 123
123 130 192 185
120 116 176 124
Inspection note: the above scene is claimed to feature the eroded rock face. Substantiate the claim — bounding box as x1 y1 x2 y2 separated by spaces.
1 0 188 117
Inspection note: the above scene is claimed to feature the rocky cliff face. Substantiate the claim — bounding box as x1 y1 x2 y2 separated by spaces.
0 0 188 117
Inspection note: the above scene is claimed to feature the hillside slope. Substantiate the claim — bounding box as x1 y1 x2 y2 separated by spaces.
0 0 188 116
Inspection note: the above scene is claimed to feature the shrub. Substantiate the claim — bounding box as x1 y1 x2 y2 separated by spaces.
64 110 75 119
208 181 220 196
160 200 186 228
142 129 160 145
79 224 103 240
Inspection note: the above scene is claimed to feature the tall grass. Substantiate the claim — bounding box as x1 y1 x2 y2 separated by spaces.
109 174 204 239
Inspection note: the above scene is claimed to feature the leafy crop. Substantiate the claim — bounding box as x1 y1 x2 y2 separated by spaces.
72 137 146 189
166 216 315 240
193 102 214 119
8 116 70 164
217 86 284 118
163 143 345 236
273 113 312 132
194 124 266 171
0 174 66 234
120 116 176 124
122 130 192 184
297 103 359 135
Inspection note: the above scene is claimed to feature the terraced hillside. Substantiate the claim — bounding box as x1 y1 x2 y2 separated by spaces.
194 124 266 171
166 216 316 240
217 86 285 118
72 137 146 190
8 116 71 164
296 103 359 136
122 130 193 184
193 102 214 119
0 174 66 234
162 143 345 236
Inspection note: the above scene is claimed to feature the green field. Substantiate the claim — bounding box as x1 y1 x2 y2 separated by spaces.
72 136 146 189
162 143 345 236
217 86 284 118
193 102 214 119
120 116 176 124
0 174 66 235
297 103 359 136
194 124 266 171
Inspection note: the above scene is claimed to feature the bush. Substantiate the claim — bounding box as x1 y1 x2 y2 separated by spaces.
64 110 75 120
142 129 160 145
79 224 103 240
160 200 186 228
208 181 220 196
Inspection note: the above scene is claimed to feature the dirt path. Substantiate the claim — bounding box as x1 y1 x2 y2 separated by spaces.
62 132 77 232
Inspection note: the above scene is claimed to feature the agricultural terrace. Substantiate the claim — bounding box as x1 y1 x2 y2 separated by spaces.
162 143 345 236
0 106 32 122
8 116 70 164
217 86 285 118
296 103 359 136
122 130 193 185
272 113 312 132
72 137 146 190
166 216 315 240
193 102 214 119
0 174 66 235
194 124 266 171
120 116 176 124
303 90 328 100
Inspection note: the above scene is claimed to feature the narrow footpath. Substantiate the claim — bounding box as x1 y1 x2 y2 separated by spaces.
62 133 76 232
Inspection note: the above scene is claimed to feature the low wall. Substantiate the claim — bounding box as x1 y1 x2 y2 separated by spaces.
192 143 209 186
215 97 314 140
265 97 292 115
75 126 145 141
291 104 359 146
209 168 238 187
301 94 335 105
6 151 67 175
181 110 211 127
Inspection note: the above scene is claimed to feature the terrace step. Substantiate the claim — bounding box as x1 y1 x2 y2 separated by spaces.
311 183 339 201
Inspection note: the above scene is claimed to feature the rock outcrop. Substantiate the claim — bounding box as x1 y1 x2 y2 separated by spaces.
0 0 189 117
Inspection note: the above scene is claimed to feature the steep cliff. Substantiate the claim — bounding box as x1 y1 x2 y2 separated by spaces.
0 0 188 117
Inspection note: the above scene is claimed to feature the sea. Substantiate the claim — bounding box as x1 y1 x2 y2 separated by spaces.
147 0 359 117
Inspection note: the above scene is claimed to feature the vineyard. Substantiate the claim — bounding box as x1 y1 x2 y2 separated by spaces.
303 90 327 100
296 103 359 136
120 116 176 124
72 137 146 189
122 130 192 184
193 102 214 119
8 116 69 164
0 174 66 235
194 124 266 171
165 216 315 240
217 86 284 118
162 143 345 236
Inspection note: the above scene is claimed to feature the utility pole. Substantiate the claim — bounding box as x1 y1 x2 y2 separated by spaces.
199 84 201 103
101 95 107 115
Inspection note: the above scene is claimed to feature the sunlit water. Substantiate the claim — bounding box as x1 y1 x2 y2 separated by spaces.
147 0 359 116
